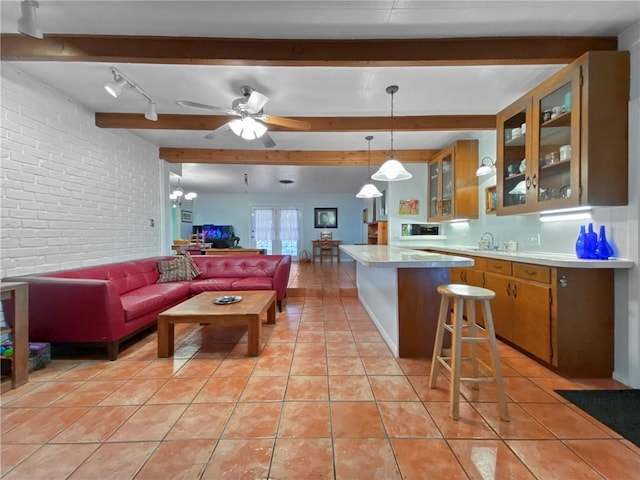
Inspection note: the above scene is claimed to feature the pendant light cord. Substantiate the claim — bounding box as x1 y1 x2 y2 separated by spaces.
366 135 373 176
390 90 394 156
386 85 398 158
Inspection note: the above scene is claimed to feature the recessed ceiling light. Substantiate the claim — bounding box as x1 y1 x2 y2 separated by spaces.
279 179 294 184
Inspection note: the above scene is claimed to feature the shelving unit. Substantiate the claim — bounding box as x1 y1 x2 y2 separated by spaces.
0 282 29 393
367 221 388 245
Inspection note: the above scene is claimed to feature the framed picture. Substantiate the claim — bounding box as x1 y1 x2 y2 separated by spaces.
181 210 192 223
399 199 419 215
314 207 338 228
362 208 368 224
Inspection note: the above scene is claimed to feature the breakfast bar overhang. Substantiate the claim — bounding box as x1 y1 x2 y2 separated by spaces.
340 245 473 358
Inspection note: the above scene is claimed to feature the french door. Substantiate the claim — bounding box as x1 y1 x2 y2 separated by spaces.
251 206 302 259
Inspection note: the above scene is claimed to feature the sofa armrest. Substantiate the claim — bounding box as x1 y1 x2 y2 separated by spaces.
3 276 126 343
272 255 292 301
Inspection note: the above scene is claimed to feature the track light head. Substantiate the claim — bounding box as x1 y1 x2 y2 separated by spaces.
18 0 42 39
145 101 158 121
105 76 128 98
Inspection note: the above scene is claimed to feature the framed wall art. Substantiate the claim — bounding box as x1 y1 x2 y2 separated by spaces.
314 207 338 228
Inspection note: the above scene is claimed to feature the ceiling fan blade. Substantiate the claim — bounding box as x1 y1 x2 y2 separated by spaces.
260 132 276 149
259 114 311 131
176 99 237 116
245 90 269 113
204 124 231 140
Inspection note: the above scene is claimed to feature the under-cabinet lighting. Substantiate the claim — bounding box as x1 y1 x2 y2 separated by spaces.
539 211 592 223
539 206 592 215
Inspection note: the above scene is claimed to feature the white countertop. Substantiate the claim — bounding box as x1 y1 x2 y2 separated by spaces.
422 245 635 269
340 245 474 268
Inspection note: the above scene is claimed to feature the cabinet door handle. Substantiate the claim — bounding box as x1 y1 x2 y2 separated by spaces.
506 283 511 296
460 271 464 282
524 270 537 276
532 174 538 188
512 283 518 298
525 176 531 189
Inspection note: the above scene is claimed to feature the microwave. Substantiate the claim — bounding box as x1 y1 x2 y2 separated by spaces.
401 224 440 236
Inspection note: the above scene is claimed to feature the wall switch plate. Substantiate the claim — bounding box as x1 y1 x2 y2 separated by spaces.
526 233 540 246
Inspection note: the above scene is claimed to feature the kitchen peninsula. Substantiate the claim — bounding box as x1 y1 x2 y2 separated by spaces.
340 245 473 358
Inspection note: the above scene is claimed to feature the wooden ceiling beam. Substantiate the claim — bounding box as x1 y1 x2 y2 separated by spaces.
95 113 496 131
1 34 617 66
159 148 438 166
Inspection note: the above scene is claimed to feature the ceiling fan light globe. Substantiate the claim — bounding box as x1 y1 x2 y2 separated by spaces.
184 192 197 200
228 119 243 136
371 159 412 182
172 189 183 197
252 121 268 138
356 183 383 198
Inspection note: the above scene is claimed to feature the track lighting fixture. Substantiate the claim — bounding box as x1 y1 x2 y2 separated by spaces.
18 0 43 39
104 67 158 122
145 101 158 122
371 85 412 182
356 136 383 199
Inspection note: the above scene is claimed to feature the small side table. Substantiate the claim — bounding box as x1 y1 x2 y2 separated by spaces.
1 282 29 393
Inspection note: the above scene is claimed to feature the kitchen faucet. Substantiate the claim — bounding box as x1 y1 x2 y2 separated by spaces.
479 232 495 250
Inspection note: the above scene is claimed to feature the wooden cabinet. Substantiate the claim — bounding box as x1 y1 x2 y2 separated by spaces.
427 250 614 377
427 140 479 221
451 257 486 326
367 221 387 245
497 51 629 215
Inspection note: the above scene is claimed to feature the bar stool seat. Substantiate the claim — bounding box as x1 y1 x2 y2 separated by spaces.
430 284 509 421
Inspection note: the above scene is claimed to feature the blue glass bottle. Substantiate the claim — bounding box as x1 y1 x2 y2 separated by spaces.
595 225 614 259
586 223 598 259
575 225 588 259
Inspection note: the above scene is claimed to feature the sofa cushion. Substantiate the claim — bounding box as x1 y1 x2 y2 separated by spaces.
231 277 273 291
121 282 190 321
189 278 238 295
157 257 194 283
185 253 202 278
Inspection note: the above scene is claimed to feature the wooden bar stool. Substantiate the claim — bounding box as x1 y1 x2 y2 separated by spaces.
430 284 509 421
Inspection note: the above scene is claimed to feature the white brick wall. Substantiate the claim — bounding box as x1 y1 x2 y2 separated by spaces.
1 66 162 277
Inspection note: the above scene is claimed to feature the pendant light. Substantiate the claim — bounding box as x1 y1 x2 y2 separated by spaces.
371 85 412 182
356 135 383 198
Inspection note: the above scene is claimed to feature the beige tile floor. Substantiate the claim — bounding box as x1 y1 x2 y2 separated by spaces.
1 261 639 479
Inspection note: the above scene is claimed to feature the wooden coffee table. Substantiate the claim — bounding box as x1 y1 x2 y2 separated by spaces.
157 290 276 357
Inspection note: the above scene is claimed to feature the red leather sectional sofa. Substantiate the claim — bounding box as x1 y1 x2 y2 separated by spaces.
4 254 291 360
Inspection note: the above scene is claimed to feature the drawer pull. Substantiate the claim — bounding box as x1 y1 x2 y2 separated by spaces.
493 264 503 269
524 270 537 276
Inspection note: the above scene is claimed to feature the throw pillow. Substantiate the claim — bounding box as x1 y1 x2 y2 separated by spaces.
157 257 193 283
185 252 202 279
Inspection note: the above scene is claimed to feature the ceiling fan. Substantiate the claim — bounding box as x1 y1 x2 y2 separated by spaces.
176 85 311 148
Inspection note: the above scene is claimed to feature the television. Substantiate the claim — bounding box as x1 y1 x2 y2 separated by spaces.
193 225 239 248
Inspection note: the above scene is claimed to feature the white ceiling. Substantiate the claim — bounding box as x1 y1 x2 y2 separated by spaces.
1 1 638 194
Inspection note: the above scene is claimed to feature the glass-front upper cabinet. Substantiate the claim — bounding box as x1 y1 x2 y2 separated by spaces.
428 160 440 219
496 96 532 215
496 52 629 215
427 140 479 222
531 68 581 209
428 149 453 221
